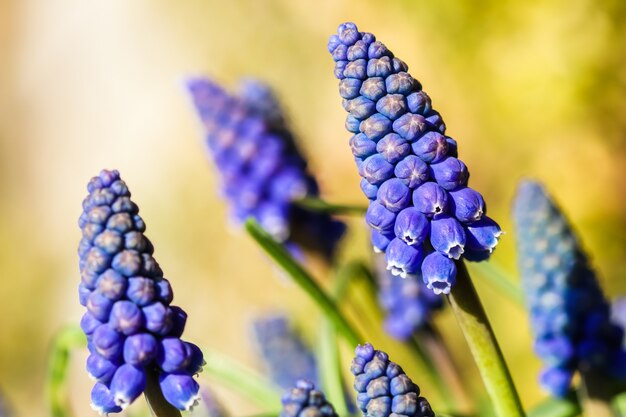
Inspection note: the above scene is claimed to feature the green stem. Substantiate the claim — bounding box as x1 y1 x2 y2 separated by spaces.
612 391 626 417
527 390 580 417
202 348 282 411
46 325 87 417
245 219 363 347
466 261 524 307
144 367 182 417
447 261 525 417
578 370 616 417
294 197 367 215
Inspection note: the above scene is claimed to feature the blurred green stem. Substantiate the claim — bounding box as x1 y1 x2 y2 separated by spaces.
527 390 580 417
245 219 363 347
144 367 182 417
294 197 367 215
46 325 87 417
447 261 525 417
202 347 282 411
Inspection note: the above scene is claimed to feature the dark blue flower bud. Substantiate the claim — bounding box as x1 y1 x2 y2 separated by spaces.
184 342 205 375
377 179 411 213
412 182 449 216
112 250 142 277
360 113 392 141
376 133 410 163
425 111 446 133
351 343 435 417
91 382 123 414
350 133 377 158
539 367 573 398
110 300 144 335
366 201 396 233
96 269 127 301
446 137 458 157
157 338 192 373
376 94 407 120
123 333 159 366
159 373 201 411
87 291 114 322
280 380 337 417
386 238 424 278
430 215 466 259
421 252 456 295
464 216 501 252
339 78 362 99
80 312 103 336
155 278 173 304
360 178 379 200
411 132 448 163
430 157 468 190
87 353 119 383
406 91 431 115
394 208 429 246
110 364 146 409
394 155 429 189
449 187 485 223
361 155 394 185
79 283 91 306
126 277 155 306
371 230 395 253
360 77 386 101
142 302 173 336
392 113 427 142
168 306 188 338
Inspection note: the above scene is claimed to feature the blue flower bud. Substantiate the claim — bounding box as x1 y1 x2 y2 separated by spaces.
91 382 122 414
331 43 347 61
539 367 573 398
392 113 427 142
366 201 396 233
430 157 468 191
338 22 360 45
280 380 337 417
349 133 377 158
430 215 466 259
360 77 386 101
110 364 146 409
360 113 392 141
87 353 119 383
344 59 368 79
361 155 394 185
406 91 431 115
421 252 457 295
394 208 429 246
386 238 424 278
367 57 393 78
159 373 201 411
360 178 379 200
96 269 127 301
464 216 501 252
339 78 362 99
123 333 159 366
345 96 376 120
394 155 429 189
168 306 188 338
376 133 410 163
411 132 448 163
351 343 435 417
371 230 395 253
385 72 415 95
368 41 390 59
126 277 155 306
142 302 173 336
79 283 91 306
449 187 485 223
445 137 458 157
158 338 191 373
94 230 124 254
184 342 205 375
80 312 102 336
87 291 114 322
334 61 348 80
377 179 411 213
92 324 124 361
376 94 407 120
109 300 144 336
412 182 449 216
347 40 368 61
112 250 142 277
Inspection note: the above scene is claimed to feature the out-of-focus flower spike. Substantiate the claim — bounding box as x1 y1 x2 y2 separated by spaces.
280 380 338 417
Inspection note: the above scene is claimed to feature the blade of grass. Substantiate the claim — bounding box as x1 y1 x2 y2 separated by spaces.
245 218 363 347
294 197 367 216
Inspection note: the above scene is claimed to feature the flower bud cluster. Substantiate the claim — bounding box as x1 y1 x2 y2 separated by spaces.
328 22 501 295
351 343 434 417
514 180 626 396
187 77 345 261
252 315 318 389
280 380 338 417
78 170 203 413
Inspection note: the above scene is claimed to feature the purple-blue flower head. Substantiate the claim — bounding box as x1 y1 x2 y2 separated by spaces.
350 343 435 417
513 180 626 396
78 170 203 412
280 380 337 417
187 77 345 261
328 22 501 294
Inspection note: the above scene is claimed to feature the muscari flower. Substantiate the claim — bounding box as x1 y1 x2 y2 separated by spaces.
78 169 203 413
187 77 345 261
280 380 337 417
328 22 501 295
252 314 318 389
351 343 434 417
513 180 626 397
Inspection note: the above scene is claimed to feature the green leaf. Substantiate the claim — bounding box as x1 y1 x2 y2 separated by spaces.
245 218 363 347
467 261 524 307
527 391 580 417
294 197 367 215
46 325 87 417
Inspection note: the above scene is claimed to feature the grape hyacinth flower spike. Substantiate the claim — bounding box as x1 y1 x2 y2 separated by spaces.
280 380 338 417
351 343 434 417
78 169 203 414
328 22 502 294
252 314 318 389
187 78 345 262
514 180 626 397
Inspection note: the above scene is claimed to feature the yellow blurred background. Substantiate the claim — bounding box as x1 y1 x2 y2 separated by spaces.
0 1 625 416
